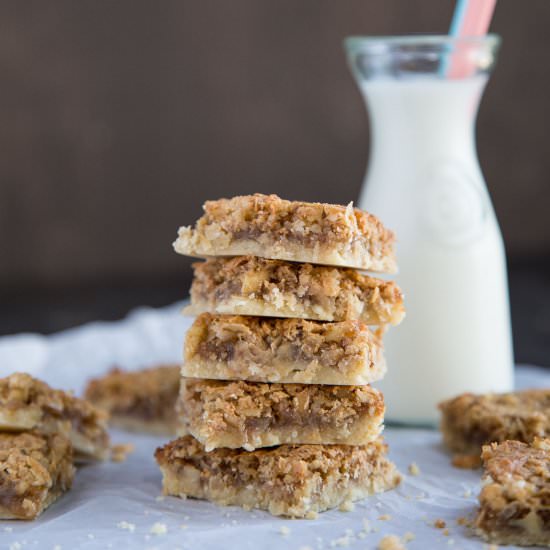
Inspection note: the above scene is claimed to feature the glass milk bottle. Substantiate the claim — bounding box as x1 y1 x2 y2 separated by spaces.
345 35 514 425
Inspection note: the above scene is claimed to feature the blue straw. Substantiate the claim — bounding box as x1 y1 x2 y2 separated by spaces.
440 0 468 76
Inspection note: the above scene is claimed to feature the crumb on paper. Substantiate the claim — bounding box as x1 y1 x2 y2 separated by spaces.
443 528 450 536
483 545 499 550
363 519 372 532
452 453 481 469
279 526 290 536
305 510 318 520
462 488 472 498
111 442 135 463
408 462 420 476
155 495 165 502
339 500 355 512
330 535 352 547
377 535 405 550
180 524 188 530
434 519 446 529
456 516 470 527
117 521 136 533
378 514 392 521
403 532 415 542
150 522 167 535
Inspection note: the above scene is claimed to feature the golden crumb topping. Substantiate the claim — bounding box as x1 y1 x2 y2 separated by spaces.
198 193 394 247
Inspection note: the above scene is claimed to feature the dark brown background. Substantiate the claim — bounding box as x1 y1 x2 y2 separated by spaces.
1 1 549 364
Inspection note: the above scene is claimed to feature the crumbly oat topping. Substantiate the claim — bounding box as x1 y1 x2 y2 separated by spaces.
174 194 396 272
85 365 180 426
0 432 75 520
474 438 550 547
439 389 550 456
0 373 109 461
178 379 384 450
408 462 420 476
188 256 404 325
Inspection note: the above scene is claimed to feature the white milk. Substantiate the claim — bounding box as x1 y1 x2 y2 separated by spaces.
358 76 514 424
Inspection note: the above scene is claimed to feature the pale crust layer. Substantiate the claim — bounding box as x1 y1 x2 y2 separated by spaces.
439 389 550 462
177 378 384 451
155 435 401 518
186 256 404 325
0 373 110 461
0 432 75 520
173 194 396 273
85 365 181 436
183 313 386 385
474 438 550 547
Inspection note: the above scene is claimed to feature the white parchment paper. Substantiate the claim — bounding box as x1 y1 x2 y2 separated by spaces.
0 304 548 550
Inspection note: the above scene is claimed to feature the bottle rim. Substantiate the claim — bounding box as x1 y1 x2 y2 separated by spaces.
345 34 501 53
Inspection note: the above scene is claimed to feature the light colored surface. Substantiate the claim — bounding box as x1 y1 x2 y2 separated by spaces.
0 304 548 549
356 75 514 423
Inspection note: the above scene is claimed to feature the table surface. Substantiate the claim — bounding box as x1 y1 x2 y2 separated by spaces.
0 304 548 550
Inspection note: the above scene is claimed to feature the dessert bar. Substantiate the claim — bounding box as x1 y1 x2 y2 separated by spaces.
174 194 396 272
0 432 75 520
178 378 384 451
85 365 181 435
0 373 110 461
183 313 386 385
439 389 549 459
156 435 401 518
474 438 550 547
186 256 404 325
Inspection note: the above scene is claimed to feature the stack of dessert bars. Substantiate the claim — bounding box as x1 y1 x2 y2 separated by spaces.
155 194 405 518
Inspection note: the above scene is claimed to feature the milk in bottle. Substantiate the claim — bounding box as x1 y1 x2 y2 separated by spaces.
346 35 514 424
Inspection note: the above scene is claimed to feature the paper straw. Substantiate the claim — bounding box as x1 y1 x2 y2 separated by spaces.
444 0 497 78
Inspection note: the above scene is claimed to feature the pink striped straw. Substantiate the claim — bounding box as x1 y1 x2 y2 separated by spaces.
447 0 497 78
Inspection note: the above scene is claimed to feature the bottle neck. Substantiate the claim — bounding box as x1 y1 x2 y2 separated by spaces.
361 76 487 170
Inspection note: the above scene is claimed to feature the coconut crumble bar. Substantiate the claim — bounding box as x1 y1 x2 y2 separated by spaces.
183 313 386 385
173 194 396 273
0 373 110 461
439 389 550 465
155 435 401 518
185 256 404 325
474 438 550 547
85 365 181 435
0 432 75 520
178 378 385 451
